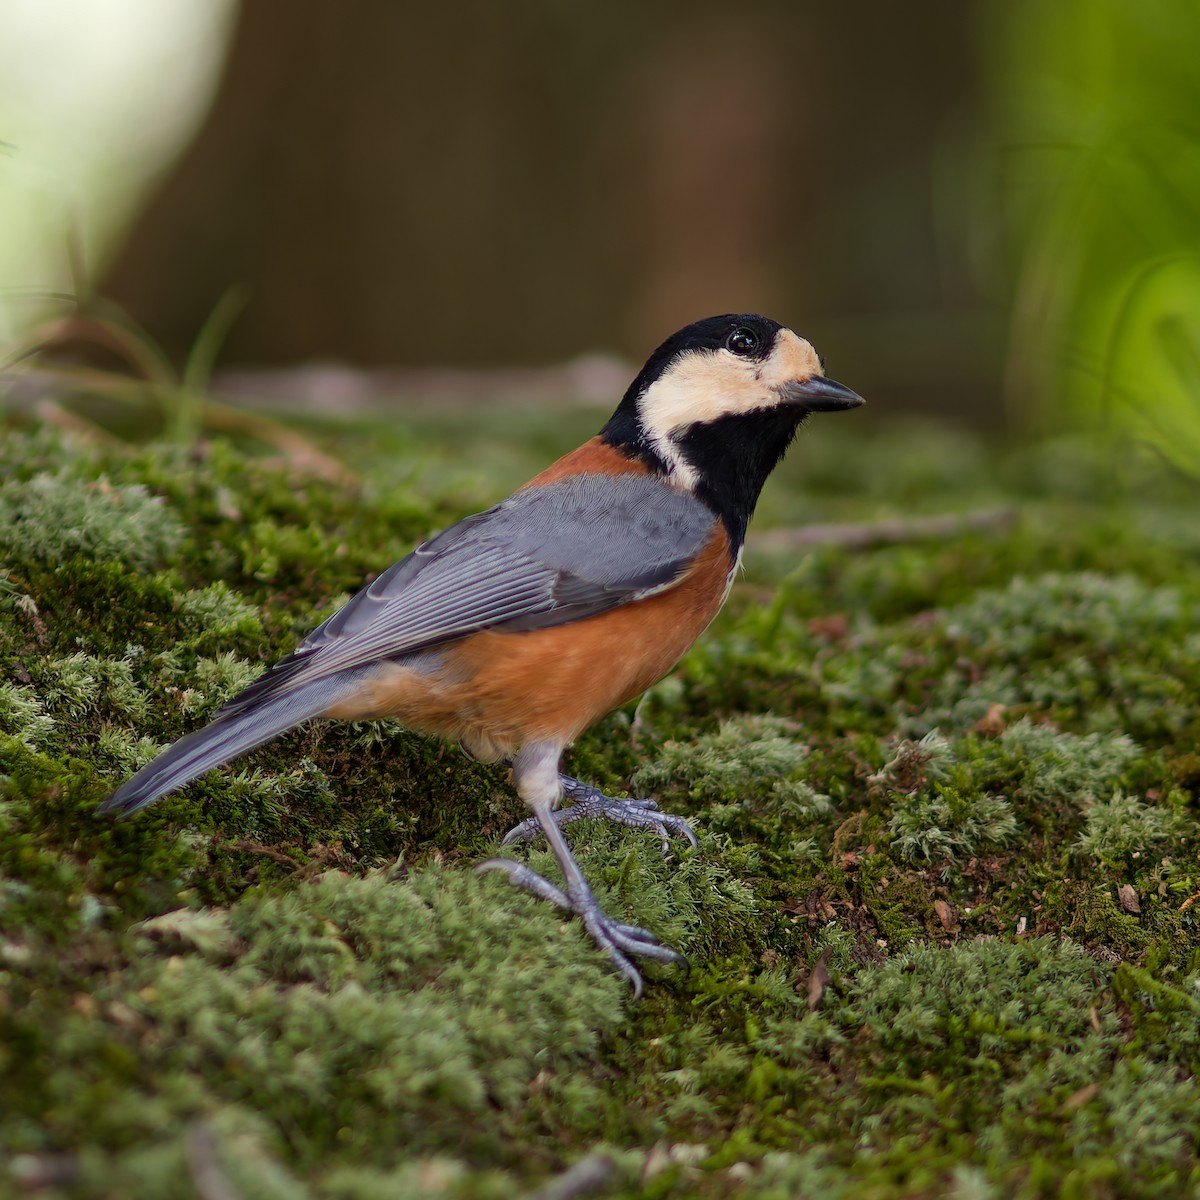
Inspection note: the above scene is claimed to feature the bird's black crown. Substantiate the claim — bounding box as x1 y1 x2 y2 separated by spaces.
620 314 785 407
600 314 785 464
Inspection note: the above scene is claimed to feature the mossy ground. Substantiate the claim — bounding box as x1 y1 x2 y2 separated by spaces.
2 407 1200 1198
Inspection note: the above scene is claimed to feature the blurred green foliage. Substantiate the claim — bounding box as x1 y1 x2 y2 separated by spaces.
993 0 1200 473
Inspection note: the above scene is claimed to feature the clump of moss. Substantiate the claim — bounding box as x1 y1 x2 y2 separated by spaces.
0 472 185 570
991 719 1141 805
727 935 1200 1192
34 652 148 722
889 785 1018 863
630 714 829 850
838 936 1106 1064
1074 791 1194 866
875 733 1018 863
633 715 816 803
0 683 56 750
941 572 1185 660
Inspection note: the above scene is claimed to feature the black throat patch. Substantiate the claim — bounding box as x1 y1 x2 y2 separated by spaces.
674 407 806 547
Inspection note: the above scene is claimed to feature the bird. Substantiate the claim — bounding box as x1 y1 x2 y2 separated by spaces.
101 313 863 995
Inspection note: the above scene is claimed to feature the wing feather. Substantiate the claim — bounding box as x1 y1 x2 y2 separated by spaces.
218 473 717 718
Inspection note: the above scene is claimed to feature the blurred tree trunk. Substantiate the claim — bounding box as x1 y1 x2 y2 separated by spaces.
101 0 988 411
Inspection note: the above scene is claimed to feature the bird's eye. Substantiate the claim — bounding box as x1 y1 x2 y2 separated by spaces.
726 327 760 356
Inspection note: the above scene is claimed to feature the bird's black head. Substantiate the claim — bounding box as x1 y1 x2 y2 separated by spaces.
601 314 863 546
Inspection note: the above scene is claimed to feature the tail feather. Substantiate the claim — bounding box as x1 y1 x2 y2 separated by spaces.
100 675 356 817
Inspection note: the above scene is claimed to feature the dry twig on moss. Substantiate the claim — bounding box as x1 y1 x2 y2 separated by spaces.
754 507 1018 552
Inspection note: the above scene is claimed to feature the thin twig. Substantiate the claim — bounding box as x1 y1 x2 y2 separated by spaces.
185 1124 243 1200
219 839 301 871
522 1154 617 1200
5 357 354 486
201 397 356 485
29 397 121 443
753 507 1018 552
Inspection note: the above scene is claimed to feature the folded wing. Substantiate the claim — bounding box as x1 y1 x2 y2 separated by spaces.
217 473 718 719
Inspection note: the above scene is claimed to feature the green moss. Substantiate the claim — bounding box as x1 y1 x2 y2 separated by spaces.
993 720 1142 805
630 714 830 849
0 472 185 570
0 682 56 749
1074 792 1194 866
632 715 816 804
890 785 1018 863
3 417 1200 1198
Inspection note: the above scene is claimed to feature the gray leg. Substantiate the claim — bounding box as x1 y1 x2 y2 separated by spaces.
501 775 698 858
476 742 686 998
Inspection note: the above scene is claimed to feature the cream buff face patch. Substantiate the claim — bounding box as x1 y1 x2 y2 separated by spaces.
636 328 823 490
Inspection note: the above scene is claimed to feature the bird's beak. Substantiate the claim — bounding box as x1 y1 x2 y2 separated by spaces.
780 375 865 412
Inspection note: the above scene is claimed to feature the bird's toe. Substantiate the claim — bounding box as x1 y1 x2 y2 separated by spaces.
480 854 686 995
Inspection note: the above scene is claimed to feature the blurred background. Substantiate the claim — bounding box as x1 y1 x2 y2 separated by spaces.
1 0 1198 466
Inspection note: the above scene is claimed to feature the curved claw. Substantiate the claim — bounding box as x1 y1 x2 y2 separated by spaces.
478 855 686 997
611 921 661 946
475 857 570 910
499 816 547 847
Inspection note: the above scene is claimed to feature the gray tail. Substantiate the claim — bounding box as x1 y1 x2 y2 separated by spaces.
99 677 353 818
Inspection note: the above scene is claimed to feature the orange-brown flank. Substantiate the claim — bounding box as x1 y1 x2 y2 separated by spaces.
515 435 653 489
322 445 731 755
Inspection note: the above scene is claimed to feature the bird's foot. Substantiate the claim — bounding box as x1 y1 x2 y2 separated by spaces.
475 857 686 998
500 775 698 858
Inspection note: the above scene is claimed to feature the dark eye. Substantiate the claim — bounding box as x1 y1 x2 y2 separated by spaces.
726 327 760 356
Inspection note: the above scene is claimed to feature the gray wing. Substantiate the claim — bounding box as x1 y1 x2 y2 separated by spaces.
218 473 718 717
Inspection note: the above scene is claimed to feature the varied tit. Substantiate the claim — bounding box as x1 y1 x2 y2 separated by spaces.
101 313 864 996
